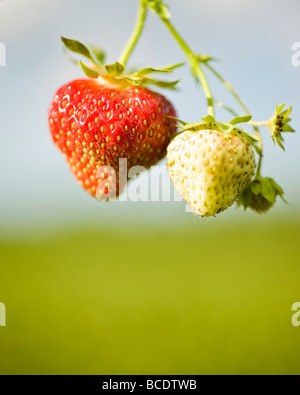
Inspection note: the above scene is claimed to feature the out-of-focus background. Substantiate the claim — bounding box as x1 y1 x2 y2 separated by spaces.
0 0 299 374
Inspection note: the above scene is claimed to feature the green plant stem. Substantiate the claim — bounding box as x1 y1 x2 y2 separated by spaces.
204 62 263 176
158 17 214 117
256 153 263 177
250 120 272 176
214 99 238 117
205 63 249 115
119 0 148 67
249 120 269 127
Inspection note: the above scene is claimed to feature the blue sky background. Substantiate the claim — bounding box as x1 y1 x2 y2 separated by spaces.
0 0 299 237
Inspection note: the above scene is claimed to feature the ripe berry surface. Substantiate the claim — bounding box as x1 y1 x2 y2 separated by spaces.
49 79 177 198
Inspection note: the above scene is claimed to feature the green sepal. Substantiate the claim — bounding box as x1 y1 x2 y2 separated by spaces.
100 74 180 90
269 178 288 204
166 116 187 126
135 67 171 77
142 78 180 89
201 115 216 124
281 124 295 133
214 99 239 118
229 115 252 125
105 62 125 76
269 104 295 151
160 62 185 71
179 122 208 132
277 104 291 118
177 115 261 153
61 37 94 62
197 54 221 63
237 177 287 214
236 132 261 155
90 46 106 66
135 62 184 77
146 0 171 19
276 103 285 113
61 36 182 89
260 178 276 203
80 61 100 79
62 46 80 66
251 179 262 195
237 185 252 210
122 76 143 86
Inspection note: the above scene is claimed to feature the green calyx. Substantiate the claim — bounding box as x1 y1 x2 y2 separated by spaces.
268 104 295 151
61 37 183 89
172 114 261 153
238 177 287 214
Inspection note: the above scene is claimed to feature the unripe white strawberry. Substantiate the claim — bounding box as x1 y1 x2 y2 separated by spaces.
167 129 256 217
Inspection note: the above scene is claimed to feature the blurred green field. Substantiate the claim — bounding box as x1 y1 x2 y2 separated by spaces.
0 217 300 375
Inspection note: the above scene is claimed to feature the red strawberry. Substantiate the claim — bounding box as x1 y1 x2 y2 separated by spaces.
48 78 177 199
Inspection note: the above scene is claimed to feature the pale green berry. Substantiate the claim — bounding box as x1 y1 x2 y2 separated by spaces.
167 129 256 217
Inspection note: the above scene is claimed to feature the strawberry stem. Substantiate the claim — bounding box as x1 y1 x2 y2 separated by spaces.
203 61 263 175
204 63 250 115
119 0 148 68
157 17 214 117
249 120 269 127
